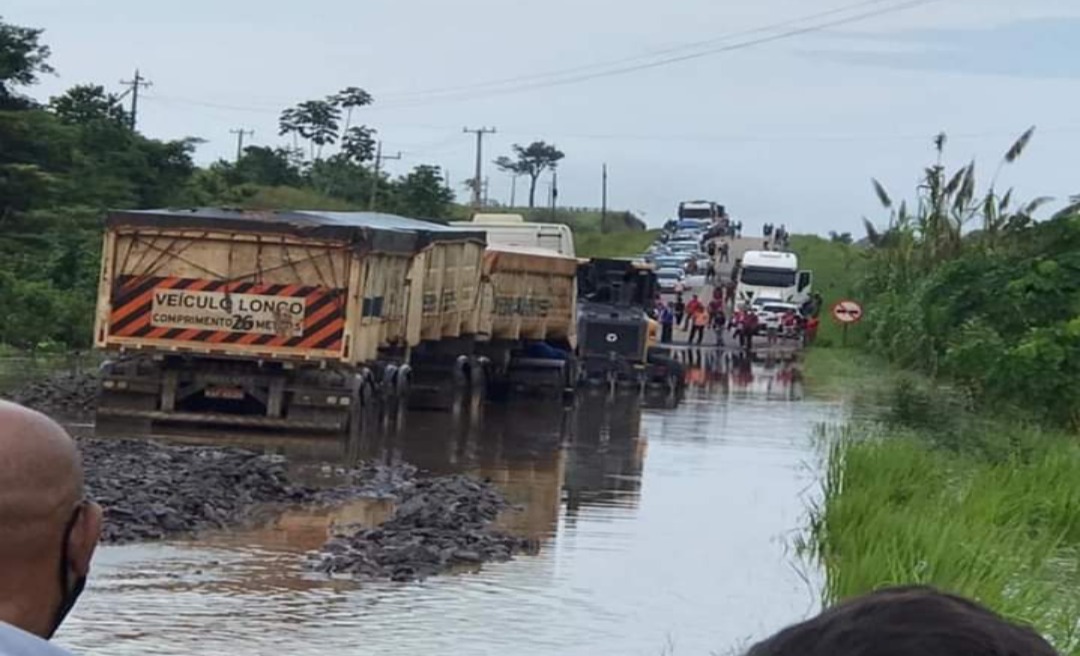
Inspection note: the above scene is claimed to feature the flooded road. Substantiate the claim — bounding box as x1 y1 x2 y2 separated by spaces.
51 351 838 656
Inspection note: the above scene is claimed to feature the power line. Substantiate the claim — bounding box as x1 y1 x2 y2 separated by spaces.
377 0 900 102
375 0 941 110
135 0 939 117
119 69 153 130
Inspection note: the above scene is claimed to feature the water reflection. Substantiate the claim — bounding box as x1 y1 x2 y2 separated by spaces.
61 354 833 656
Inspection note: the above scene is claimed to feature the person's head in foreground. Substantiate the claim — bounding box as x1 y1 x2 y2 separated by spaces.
0 400 103 649
747 586 1059 656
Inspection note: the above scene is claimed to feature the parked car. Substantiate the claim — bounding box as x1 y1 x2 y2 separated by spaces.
656 267 687 293
667 240 701 255
755 301 802 334
654 255 693 271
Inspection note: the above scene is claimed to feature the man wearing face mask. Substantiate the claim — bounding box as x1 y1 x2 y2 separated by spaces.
0 401 103 655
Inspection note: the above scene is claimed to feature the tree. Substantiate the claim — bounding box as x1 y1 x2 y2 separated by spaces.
331 86 373 134
225 145 303 187
340 126 377 164
0 18 54 109
279 99 341 160
394 166 454 218
49 84 128 125
494 141 565 208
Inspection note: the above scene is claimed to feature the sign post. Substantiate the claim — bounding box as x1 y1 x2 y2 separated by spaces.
830 299 864 347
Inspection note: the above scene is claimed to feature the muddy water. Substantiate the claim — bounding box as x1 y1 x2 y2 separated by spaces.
53 351 838 656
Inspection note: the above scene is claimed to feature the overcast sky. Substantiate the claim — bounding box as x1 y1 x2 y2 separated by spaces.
6 0 1079 233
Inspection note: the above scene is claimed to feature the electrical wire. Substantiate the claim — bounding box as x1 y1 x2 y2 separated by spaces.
376 0 902 101
374 0 942 110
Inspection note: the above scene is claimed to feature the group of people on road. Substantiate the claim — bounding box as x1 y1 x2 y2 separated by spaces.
655 287 825 350
763 223 791 250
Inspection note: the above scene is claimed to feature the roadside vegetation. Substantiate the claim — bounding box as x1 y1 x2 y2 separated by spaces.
801 130 1080 653
0 17 648 351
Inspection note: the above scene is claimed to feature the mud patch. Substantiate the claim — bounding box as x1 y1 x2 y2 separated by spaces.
4 370 99 417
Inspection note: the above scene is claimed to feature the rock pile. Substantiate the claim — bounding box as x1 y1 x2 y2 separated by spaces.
5 370 99 416
82 438 413 544
308 475 534 582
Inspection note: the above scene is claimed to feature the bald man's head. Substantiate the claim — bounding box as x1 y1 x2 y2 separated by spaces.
0 401 102 639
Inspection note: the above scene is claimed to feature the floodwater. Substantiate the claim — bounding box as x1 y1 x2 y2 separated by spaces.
29 350 840 656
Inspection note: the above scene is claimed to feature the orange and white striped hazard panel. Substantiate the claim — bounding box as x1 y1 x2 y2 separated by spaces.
108 275 346 352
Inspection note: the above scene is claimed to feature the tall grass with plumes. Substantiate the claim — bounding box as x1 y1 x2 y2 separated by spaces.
807 377 1080 654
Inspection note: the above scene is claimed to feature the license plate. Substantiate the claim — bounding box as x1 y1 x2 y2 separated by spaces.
205 386 245 400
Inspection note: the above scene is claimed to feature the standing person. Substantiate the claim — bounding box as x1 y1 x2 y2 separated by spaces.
0 401 104 654
741 308 760 352
684 294 703 330
658 302 674 344
812 292 825 318
707 241 717 258
705 262 716 284
806 314 821 345
719 241 730 263
708 290 726 347
689 306 709 345
736 221 743 238
673 293 686 327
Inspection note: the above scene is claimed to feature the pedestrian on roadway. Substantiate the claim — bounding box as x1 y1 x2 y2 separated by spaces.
684 294 703 331
719 241 730 263
705 262 716 284
689 306 709 345
658 302 675 344
673 293 686 327
0 401 104 655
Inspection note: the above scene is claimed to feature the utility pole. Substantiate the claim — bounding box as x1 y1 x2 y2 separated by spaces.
509 174 518 208
119 69 152 131
601 163 609 232
229 128 254 162
368 141 402 211
550 169 559 222
482 177 490 207
463 127 496 208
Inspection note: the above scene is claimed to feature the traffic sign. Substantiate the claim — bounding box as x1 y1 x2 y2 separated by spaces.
831 299 864 324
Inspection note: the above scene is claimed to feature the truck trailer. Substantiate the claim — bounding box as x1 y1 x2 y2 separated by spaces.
93 209 578 433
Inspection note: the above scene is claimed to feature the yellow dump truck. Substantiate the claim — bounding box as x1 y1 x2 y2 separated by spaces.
94 209 578 432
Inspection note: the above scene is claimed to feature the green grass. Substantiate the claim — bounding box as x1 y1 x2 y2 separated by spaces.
575 229 661 259
807 370 1080 654
801 348 888 401
790 234 870 347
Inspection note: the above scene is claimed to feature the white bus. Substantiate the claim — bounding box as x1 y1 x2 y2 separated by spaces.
735 250 813 306
451 213 576 257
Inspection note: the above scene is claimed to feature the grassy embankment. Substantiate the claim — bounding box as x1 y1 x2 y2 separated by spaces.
799 236 1080 654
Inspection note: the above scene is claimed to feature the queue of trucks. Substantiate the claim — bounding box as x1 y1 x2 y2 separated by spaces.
92 209 676 435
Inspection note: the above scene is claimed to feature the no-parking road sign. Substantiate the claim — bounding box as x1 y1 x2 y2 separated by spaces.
831 299 864 324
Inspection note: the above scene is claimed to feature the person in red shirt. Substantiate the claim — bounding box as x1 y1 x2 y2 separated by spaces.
683 294 703 330
806 315 821 345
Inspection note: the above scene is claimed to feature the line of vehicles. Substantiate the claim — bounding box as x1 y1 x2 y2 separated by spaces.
92 209 679 436
638 201 818 344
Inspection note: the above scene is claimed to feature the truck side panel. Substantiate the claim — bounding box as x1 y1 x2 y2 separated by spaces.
418 241 484 342
96 229 354 362
480 248 578 347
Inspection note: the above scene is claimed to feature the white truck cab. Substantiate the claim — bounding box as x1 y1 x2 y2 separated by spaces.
735 250 812 306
